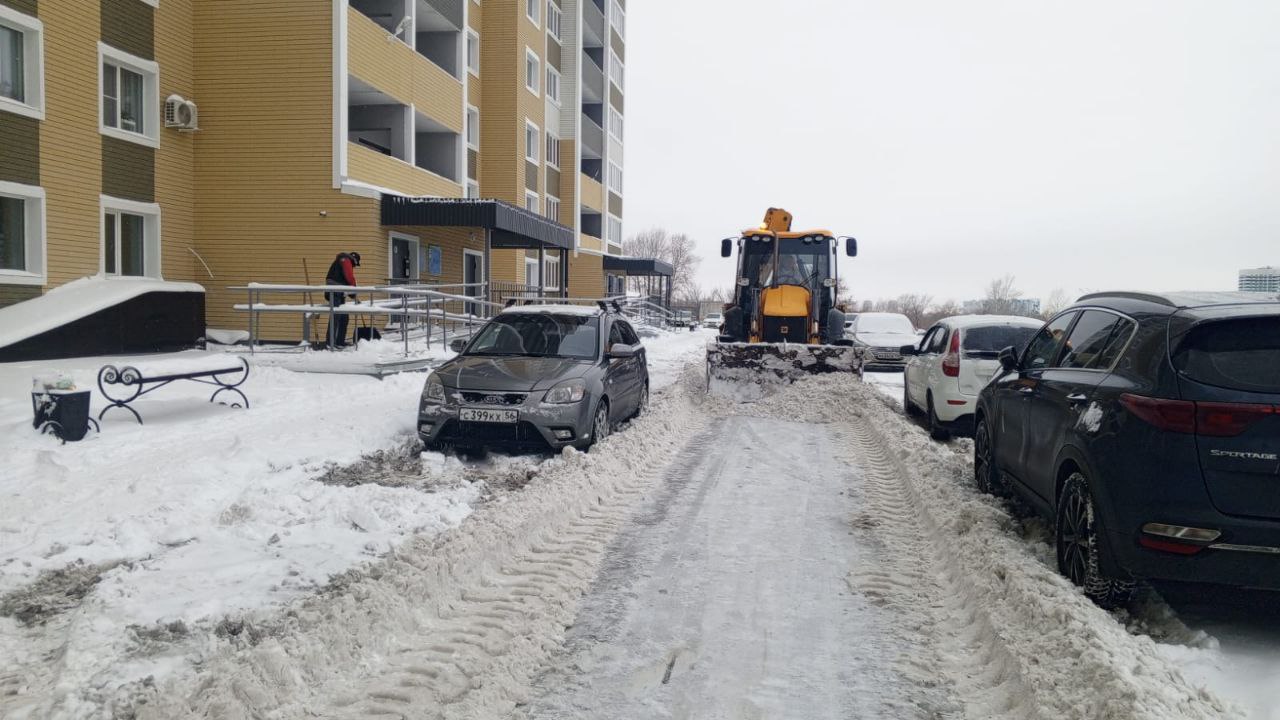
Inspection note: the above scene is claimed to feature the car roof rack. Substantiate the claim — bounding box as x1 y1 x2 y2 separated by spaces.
504 298 519 307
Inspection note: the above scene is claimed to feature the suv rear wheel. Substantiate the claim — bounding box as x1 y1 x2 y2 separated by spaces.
973 418 1002 495
1055 472 1135 609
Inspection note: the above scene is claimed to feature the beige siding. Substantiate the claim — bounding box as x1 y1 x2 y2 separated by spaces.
347 7 463 134
155 0 198 284
567 251 603 299
580 173 604 212
579 233 603 252
348 142 462 198
478 0 520 204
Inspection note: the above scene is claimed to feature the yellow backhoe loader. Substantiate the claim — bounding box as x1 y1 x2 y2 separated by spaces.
707 208 859 392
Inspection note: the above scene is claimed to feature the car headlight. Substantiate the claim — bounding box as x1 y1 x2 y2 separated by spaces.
422 374 445 404
543 378 587 404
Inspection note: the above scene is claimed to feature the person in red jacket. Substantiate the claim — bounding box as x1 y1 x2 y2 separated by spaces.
325 251 360 348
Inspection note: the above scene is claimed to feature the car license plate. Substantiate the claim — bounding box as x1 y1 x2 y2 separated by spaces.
459 408 518 424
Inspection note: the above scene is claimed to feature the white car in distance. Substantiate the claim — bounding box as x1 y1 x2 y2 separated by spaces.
901 315 1043 440
702 312 723 329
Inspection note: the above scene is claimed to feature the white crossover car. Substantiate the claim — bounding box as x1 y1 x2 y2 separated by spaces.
901 315 1043 439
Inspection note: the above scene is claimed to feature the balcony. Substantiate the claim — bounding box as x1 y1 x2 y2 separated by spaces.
349 142 460 198
348 5 463 132
580 173 604 212
347 76 461 194
583 0 606 48
580 113 603 160
581 52 605 104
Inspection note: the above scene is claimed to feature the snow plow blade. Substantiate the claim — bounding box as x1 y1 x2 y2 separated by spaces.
707 342 858 398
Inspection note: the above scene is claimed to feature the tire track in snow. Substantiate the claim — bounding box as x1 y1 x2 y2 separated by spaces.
131 365 713 720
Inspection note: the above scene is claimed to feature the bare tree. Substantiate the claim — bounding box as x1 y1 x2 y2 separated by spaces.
919 299 961 327
896 293 933 328
678 282 704 305
1042 288 1070 318
860 300 875 313
980 274 1021 314
623 227 702 302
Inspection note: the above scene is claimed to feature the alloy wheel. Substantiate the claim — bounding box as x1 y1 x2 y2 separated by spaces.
592 402 610 444
974 421 996 494
1057 479 1092 586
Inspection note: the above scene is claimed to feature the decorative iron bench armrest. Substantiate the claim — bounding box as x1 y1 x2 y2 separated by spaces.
97 356 250 424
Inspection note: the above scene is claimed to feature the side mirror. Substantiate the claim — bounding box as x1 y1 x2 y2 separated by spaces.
898 344 918 356
607 343 637 359
998 346 1019 374
844 237 858 257
450 338 468 353
720 237 734 258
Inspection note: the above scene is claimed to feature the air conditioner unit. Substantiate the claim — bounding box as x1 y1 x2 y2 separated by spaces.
164 94 199 131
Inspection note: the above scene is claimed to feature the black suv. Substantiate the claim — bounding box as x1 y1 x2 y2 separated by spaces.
974 292 1280 607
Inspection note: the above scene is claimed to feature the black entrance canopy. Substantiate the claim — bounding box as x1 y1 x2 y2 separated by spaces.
603 255 673 277
381 195 573 251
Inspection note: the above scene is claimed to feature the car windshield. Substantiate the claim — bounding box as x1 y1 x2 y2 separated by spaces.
962 325 1040 358
466 313 600 359
1172 316 1280 393
857 314 915 335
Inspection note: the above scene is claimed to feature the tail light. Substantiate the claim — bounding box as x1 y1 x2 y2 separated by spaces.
942 330 961 377
1120 394 1275 437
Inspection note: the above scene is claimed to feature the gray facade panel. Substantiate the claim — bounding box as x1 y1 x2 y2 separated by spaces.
0 0 37 17
0 112 39 186
101 0 155 61
608 191 622 217
525 160 539 192
101 136 155 202
0 284 41 308
467 148 478 180
580 114 603 158
609 88 623 113
610 28 624 61
546 167 560 197
546 38 561 72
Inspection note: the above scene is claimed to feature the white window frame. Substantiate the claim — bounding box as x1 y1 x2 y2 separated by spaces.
525 120 539 163
525 48 540 96
526 0 539 27
608 49 623 91
607 161 623 195
608 107 623 142
607 213 623 246
610 0 625 35
466 104 480 150
543 254 560 290
99 43 160 149
466 30 480 76
545 132 560 169
545 65 560 105
524 256 539 289
0 180 45 284
545 194 560 223
100 195 162 278
0 5 44 120
524 190 539 214
466 180 480 198
547 1 562 41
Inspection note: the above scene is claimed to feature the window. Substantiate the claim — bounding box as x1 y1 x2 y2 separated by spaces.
0 181 44 281
544 254 560 290
526 0 539 26
617 320 639 346
610 0 625 35
608 107 623 141
525 257 539 288
1173 317 1280 393
607 161 623 194
466 105 479 149
102 197 160 277
466 180 479 198
466 31 479 75
545 195 559 222
608 50 623 90
524 190 539 213
525 49 539 95
546 1 562 41
607 214 622 245
545 66 560 104
0 5 43 118
1023 312 1077 370
525 121 539 162
545 133 560 169
100 43 159 147
1060 311 1127 370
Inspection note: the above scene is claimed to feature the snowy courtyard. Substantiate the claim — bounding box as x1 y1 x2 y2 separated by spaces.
2 335 1279 719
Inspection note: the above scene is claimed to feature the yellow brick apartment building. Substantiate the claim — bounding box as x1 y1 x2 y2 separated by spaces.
0 0 632 342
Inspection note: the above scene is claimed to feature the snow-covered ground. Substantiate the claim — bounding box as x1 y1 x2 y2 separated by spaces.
4 331 1279 719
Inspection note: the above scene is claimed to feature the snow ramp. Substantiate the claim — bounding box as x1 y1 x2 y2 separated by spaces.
0 277 205 362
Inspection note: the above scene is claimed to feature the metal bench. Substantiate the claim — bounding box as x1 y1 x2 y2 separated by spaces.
97 356 250 424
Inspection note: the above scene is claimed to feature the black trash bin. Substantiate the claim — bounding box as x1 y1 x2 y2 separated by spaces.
32 390 96 442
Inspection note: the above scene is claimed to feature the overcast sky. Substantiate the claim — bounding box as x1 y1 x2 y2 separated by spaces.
623 0 1280 305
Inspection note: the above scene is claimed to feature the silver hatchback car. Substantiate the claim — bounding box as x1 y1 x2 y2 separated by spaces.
418 305 649 452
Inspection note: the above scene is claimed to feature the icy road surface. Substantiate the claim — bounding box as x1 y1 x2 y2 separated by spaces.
522 416 922 718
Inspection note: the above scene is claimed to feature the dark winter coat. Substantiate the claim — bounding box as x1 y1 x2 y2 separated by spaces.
325 254 357 302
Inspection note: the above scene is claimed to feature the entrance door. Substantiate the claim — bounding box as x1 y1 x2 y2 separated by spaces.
464 250 484 317
391 237 415 283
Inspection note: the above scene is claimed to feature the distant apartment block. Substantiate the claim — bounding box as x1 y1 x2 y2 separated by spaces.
1238 266 1280 293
